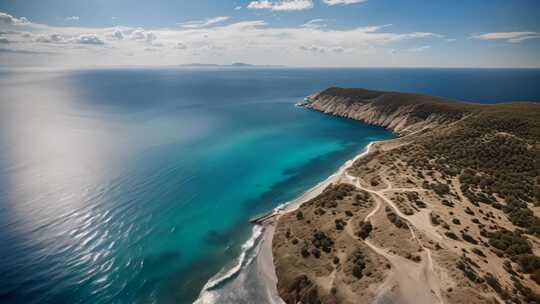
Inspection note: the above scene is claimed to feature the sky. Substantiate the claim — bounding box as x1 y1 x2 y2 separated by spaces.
0 0 539 68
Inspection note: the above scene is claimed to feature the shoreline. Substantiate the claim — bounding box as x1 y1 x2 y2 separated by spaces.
254 140 379 303
200 88 540 304
193 141 381 304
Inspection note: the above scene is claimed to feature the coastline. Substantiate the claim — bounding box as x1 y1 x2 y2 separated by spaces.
199 87 540 304
255 140 379 303
194 140 380 304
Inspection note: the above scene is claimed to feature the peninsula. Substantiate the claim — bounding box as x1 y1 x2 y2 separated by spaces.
270 88 540 304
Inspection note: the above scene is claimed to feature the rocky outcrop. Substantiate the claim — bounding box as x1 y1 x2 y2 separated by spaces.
299 88 469 135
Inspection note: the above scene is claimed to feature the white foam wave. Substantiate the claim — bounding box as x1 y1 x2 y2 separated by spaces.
194 225 263 304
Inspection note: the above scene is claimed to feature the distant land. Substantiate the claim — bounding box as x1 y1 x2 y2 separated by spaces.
178 62 285 68
263 87 540 304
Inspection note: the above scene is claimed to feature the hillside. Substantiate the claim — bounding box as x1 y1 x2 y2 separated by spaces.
273 88 540 304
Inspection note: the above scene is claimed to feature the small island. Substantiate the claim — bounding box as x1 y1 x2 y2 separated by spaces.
270 88 540 304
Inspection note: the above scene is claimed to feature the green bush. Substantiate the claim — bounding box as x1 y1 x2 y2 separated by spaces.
488 230 531 256
357 221 373 239
516 254 540 273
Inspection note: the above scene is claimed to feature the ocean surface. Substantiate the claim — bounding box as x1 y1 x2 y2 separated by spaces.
0 68 539 304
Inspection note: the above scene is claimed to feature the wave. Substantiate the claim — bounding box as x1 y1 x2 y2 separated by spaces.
194 225 264 304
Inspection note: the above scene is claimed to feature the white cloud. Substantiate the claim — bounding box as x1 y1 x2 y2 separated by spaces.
178 16 230 28
0 10 446 67
323 0 367 5
234 6 242 10
175 42 188 49
146 32 157 42
302 19 327 29
472 32 540 43
33 33 105 45
0 12 29 25
109 29 124 40
129 29 157 43
74 34 104 45
247 0 314 11
35 34 65 43
299 45 326 53
299 44 346 53
65 16 80 21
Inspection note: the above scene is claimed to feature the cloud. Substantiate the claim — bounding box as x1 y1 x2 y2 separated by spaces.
302 19 327 29
35 34 65 43
247 0 314 11
144 47 160 52
472 32 540 43
299 45 346 53
109 30 124 40
0 10 445 67
235 6 242 10
322 0 367 5
74 34 104 45
33 33 105 45
129 29 157 43
146 32 157 42
178 16 230 28
175 42 188 49
299 45 326 53
0 37 9 44
65 16 80 21
0 12 30 25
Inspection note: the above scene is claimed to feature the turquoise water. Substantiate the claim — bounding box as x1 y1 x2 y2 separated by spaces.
0 68 539 304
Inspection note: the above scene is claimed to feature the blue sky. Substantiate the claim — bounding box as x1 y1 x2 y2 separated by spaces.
0 0 539 67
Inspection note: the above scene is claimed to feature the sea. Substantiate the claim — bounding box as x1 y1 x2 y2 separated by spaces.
0 68 539 304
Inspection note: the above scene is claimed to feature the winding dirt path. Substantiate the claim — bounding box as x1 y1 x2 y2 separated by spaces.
341 169 444 304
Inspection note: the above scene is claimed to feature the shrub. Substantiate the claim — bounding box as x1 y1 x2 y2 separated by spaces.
465 207 475 215
445 231 459 240
472 248 486 257
488 230 531 256
516 254 540 273
461 233 478 245
335 219 346 230
301 247 310 258
357 221 373 239
312 231 334 253
430 212 441 226
532 269 540 285
387 210 407 229
352 254 366 279
484 273 502 294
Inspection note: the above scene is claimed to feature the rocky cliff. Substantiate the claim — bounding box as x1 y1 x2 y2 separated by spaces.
299 87 472 135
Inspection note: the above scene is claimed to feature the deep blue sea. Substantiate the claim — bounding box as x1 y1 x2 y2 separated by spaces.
0 68 539 304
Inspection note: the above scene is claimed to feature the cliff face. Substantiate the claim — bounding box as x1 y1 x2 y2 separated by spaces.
300 88 469 135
